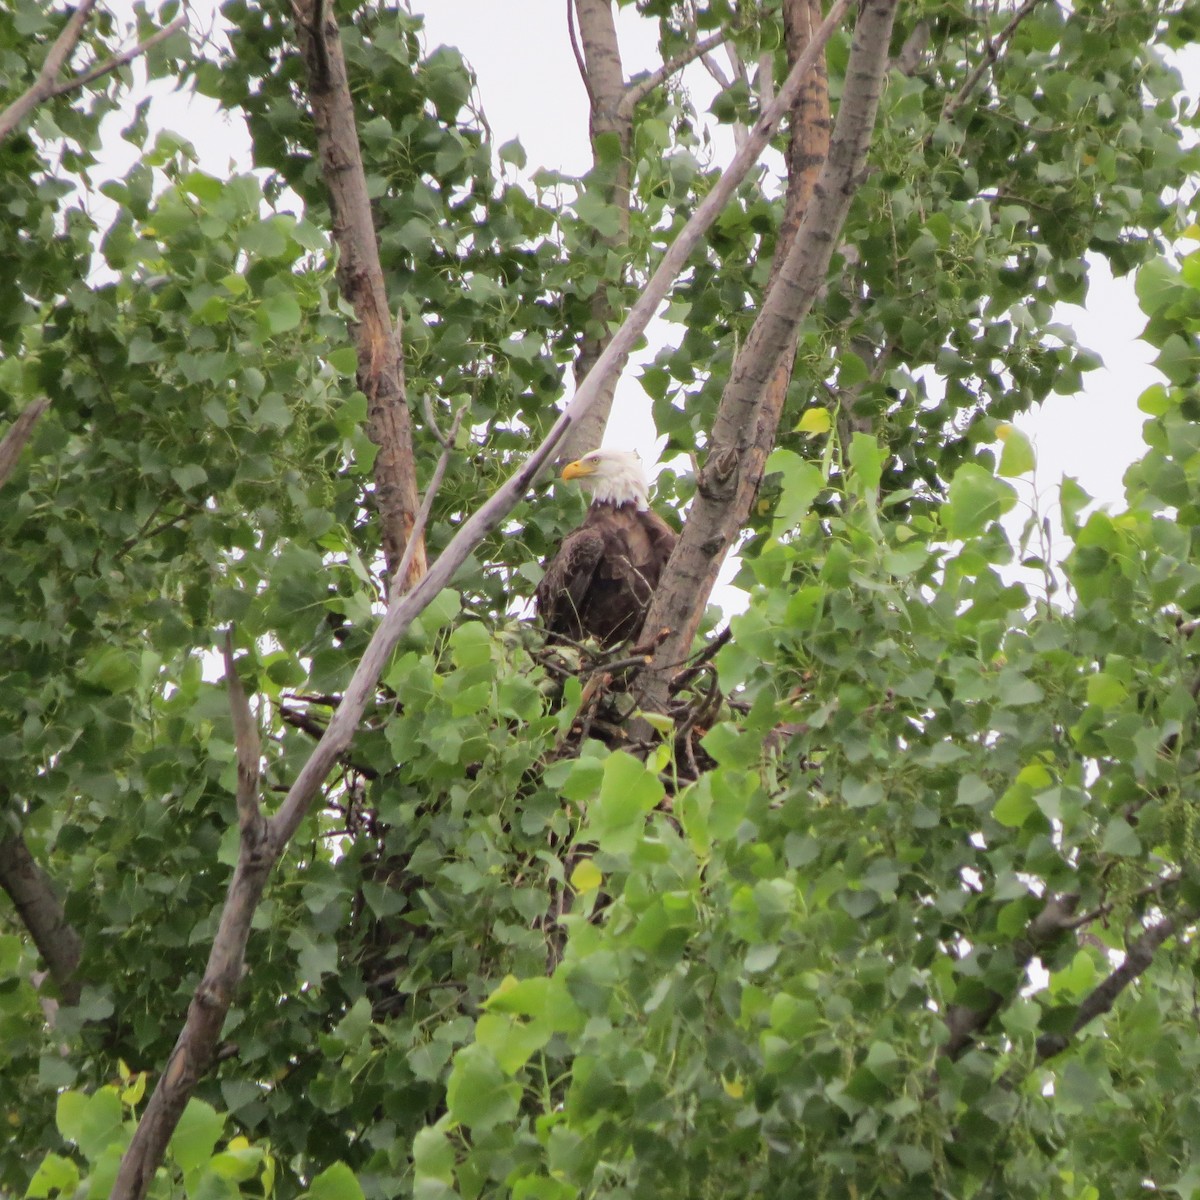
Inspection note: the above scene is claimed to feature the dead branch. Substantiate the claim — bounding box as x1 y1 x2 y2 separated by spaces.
389 403 467 595
566 0 597 113
0 828 82 1006
110 37 839 1198
51 13 186 96
620 28 731 117
0 398 50 489
293 0 425 594
0 0 96 142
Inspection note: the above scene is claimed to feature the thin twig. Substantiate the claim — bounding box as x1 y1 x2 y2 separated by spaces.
222 632 264 839
48 12 187 98
0 0 96 142
389 403 468 596
670 626 733 693
421 392 456 450
943 0 1042 123
620 28 731 117
1036 910 1185 1060
566 0 597 112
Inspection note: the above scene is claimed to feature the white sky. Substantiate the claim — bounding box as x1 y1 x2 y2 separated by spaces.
91 0 1197 540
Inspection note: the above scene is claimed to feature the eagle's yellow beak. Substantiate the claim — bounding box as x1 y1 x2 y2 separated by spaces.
561 459 596 481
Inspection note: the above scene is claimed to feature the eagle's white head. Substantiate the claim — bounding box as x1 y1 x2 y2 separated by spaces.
560 448 650 511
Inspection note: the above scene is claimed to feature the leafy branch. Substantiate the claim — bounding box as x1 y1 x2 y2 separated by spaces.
0 2 187 143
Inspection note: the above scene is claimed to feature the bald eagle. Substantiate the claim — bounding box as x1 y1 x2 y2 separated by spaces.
535 449 677 648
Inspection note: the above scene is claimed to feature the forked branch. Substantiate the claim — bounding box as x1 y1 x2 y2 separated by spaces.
0 3 187 143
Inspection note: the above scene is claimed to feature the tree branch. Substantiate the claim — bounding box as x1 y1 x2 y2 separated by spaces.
0 5 186 143
293 0 425 594
0 0 96 142
0 828 82 1006
942 892 1079 1061
634 0 880 715
943 0 1043 124
48 12 186 98
1036 910 1185 1061
389 402 467 596
111 37 838 1197
222 634 264 842
557 0 632 464
566 0 597 113
0 398 50 489
619 28 730 118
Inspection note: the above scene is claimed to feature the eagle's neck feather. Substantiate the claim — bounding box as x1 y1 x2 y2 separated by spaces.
587 461 649 510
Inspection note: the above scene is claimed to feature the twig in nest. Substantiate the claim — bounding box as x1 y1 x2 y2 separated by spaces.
670 626 732 694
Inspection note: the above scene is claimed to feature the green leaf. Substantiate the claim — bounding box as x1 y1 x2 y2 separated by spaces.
764 448 823 528
445 1044 521 1131
305 1161 365 1200
170 1098 225 1174
473 1012 551 1074
590 751 664 855
56 1087 124 1162
848 432 883 493
261 292 302 334
26 1153 80 1199
795 407 832 435
996 423 1036 477
1100 816 1141 857
942 464 1017 538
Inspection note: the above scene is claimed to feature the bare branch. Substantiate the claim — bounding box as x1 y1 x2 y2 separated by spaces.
0 398 50 489
892 18 930 76
620 28 730 117
557 0 631 464
0 0 96 142
943 0 1042 123
0 4 187 143
222 633 264 840
0 828 82 1006
421 392 460 450
566 0 597 113
634 0 872 713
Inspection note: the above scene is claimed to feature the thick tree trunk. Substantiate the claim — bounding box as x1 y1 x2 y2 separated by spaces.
294 0 424 593
634 0 901 713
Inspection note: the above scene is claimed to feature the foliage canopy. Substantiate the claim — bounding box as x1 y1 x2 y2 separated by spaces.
3 0 1200 1197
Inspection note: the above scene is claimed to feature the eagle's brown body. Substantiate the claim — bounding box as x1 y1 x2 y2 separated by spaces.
536 499 677 648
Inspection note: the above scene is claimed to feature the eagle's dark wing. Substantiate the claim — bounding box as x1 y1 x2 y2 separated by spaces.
537 505 678 647
535 522 606 642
